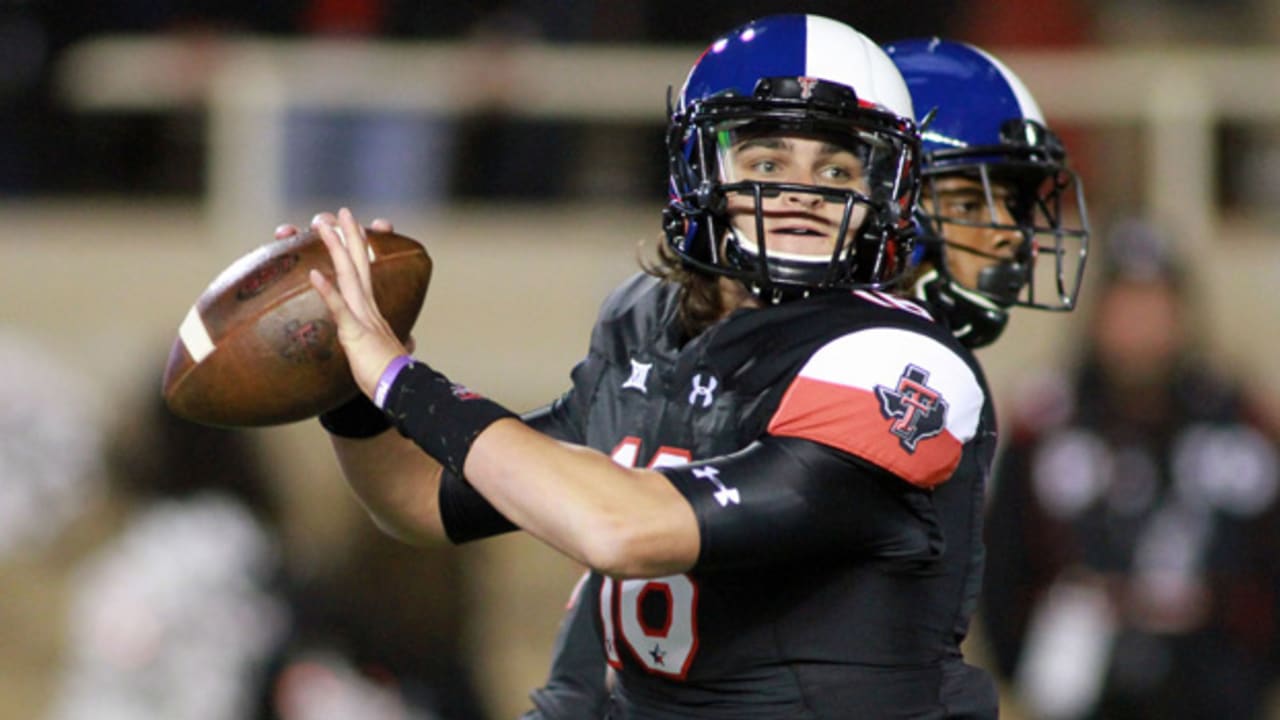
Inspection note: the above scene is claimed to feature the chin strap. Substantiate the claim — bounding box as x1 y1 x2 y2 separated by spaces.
912 267 1010 349
724 226 862 305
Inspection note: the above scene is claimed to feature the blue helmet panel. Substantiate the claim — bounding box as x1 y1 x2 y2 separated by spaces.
885 38 1043 155
680 14 809 107
679 15 915 119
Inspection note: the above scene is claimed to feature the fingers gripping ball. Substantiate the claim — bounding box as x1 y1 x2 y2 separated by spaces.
162 228 431 427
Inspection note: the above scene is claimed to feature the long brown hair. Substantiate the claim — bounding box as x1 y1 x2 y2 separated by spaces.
640 237 726 340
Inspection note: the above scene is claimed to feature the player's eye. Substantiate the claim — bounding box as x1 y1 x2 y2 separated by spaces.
730 150 789 182
749 158 780 174
943 197 986 218
816 162 862 186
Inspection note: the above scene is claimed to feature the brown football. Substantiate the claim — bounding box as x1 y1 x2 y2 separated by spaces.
162 227 431 427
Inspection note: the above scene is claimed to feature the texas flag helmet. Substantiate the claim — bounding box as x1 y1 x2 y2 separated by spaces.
664 14 923 301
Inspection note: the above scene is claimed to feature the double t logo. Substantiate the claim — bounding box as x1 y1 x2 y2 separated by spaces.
874 364 948 452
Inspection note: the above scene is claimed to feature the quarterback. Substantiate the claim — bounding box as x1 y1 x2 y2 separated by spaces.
505 33 1093 719
308 14 1007 718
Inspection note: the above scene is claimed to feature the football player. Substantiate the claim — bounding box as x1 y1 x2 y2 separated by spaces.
505 36 1095 720
308 14 1000 717
885 37 1090 349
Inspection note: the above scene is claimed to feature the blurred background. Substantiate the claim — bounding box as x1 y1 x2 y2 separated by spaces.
3 1 1280 718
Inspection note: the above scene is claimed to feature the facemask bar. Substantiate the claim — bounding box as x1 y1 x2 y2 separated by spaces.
713 127 905 293
660 78 921 299
664 78 921 299
727 180 862 296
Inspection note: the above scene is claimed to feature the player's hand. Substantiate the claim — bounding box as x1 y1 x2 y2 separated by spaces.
275 214 394 240
308 207 408 400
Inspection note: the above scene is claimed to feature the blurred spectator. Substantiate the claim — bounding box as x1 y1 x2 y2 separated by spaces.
17 2 967 201
283 0 457 210
440 6 577 202
637 1 960 45
951 0 1092 48
0 329 105 716
12 0 295 196
980 218 1280 719
269 520 488 720
47 384 289 720
42 365 486 720
0 3 53 194
0 329 103 558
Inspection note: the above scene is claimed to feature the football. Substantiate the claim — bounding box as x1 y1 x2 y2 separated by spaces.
162 227 431 427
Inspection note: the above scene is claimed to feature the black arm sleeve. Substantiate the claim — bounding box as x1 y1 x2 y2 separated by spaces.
438 393 581 544
661 435 944 572
437 467 517 544
439 349 607 543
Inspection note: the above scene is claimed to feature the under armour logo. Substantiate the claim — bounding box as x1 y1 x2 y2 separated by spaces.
622 359 652 394
874 364 948 453
797 75 819 99
688 373 718 408
693 466 739 507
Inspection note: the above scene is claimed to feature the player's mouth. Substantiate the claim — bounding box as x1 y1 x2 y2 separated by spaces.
771 226 827 236
766 216 835 240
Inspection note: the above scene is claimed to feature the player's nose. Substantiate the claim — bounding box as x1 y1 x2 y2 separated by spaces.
783 186 823 208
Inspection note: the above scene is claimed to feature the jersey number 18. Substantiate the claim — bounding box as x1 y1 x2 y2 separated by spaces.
600 437 701 679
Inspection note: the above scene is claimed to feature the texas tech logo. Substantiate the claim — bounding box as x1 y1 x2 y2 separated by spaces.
797 76 819 99
874 364 948 452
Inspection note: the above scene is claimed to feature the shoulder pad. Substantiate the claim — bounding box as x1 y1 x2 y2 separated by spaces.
596 273 671 324
588 273 681 361
767 326 987 488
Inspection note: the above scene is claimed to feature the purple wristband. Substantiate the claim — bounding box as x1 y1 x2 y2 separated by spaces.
374 355 414 409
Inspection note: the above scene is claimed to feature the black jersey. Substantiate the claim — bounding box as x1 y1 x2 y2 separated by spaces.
448 272 999 717
531 273 998 718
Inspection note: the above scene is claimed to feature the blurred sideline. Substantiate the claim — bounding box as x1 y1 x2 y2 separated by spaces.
52 38 1280 254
